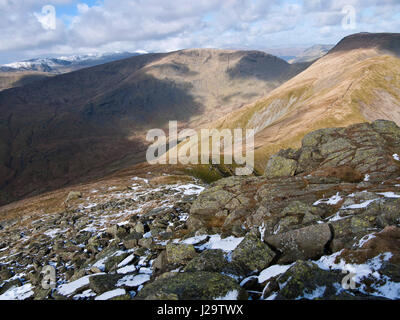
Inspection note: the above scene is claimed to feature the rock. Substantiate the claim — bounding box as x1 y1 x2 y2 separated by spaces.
89 274 124 294
190 187 234 216
265 224 332 264
33 287 52 300
265 155 297 179
330 199 400 252
65 191 82 203
137 272 247 300
144 207 173 220
338 226 400 266
104 253 130 272
122 232 142 249
106 225 127 238
133 222 145 234
153 250 168 271
230 232 275 275
0 279 21 295
0 268 13 281
269 261 347 300
166 243 197 265
138 238 153 249
185 250 227 273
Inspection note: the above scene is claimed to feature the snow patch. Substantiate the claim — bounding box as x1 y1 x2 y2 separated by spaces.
214 290 239 300
197 235 244 252
116 274 150 287
314 193 342 206
0 283 34 300
258 264 294 284
95 288 126 300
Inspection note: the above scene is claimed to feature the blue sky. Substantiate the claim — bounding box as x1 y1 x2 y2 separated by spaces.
0 0 399 64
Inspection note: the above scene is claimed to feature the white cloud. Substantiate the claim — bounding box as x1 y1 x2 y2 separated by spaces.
0 0 399 63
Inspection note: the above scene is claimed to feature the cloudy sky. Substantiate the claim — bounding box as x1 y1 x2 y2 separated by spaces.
0 0 399 64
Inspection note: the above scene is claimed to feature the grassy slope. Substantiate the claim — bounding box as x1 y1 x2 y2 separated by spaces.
187 51 400 177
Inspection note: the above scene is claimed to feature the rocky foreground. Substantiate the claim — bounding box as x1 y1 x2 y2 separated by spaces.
1 120 400 300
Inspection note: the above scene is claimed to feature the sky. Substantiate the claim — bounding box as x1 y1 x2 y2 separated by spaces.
0 0 399 64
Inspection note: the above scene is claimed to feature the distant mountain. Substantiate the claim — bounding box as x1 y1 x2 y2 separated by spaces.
1 51 146 73
199 33 400 173
289 44 334 63
0 49 310 205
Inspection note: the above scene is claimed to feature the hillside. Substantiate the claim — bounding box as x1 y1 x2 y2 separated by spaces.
1 120 400 300
0 49 308 206
0 72 53 91
289 44 334 63
206 33 400 173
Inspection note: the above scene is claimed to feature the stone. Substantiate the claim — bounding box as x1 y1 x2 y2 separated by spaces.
265 155 297 179
231 232 275 275
89 274 124 294
104 253 130 272
184 250 227 273
137 272 247 300
138 238 153 249
270 261 347 300
153 251 168 271
65 191 82 203
265 223 332 264
0 268 13 281
133 222 145 234
166 243 197 265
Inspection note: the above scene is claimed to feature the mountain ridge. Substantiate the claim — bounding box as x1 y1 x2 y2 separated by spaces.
0 48 309 206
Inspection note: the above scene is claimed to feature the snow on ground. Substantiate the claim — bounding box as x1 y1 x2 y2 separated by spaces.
355 233 376 248
131 177 149 184
342 199 378 210
377 192 400 198
257 264 294 284
44 228 68 239
95 288 126 300
0 283 34 300
117 265 137 274
314 193 343 206
197 235 244 252
73 289 96 300
177 235 208 245
393 154 400 161
214 290 239 300
116 274 150 287
315 251 400 300
118 254 135 268
327 212 347 222
171 184 205 196
298 286 327 300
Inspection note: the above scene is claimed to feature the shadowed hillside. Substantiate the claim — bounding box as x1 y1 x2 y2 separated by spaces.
0 49 308 205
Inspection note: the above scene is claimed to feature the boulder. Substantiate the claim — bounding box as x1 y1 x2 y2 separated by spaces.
267 261 349 300
89 274 124 294
137 272 247 300
230 232 276 275
65 191 82 203
184 250 227 273
166 243 197 265
265 223 332 264
265 155 297 179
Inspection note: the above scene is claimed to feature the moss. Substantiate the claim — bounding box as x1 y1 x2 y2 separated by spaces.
137 271 247 300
